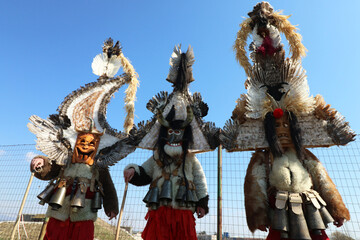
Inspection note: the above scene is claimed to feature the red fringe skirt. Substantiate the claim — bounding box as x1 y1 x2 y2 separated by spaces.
44 217 94 240
142 206 197 240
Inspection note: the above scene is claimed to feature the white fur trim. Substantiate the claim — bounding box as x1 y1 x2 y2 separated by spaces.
64 163 93 179
269 149 312 192
129 152 208 211
251 160 267 199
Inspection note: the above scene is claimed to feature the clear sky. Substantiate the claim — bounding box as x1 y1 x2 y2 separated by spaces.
1 0 359 145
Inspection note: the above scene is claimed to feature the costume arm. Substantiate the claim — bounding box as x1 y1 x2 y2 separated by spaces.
244 150 270 232
30 155 62 180
98 167 119 215
124 155 154 186
192 154 209 214
304 149 350 221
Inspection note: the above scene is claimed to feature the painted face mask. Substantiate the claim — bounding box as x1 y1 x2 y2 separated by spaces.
72 133 101 165
274 111 293 148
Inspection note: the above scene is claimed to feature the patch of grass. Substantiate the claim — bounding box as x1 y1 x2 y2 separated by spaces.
0 220 135 240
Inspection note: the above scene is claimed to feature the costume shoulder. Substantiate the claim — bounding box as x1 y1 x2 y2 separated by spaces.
244 150 270 232
303 149 350 221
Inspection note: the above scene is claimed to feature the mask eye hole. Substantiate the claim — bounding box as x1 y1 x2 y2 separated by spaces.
174 130 181 135
168 129 174 135
284 123 288 128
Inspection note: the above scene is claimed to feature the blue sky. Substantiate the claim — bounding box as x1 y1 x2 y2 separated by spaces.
1 0 359 145
1 1 360 237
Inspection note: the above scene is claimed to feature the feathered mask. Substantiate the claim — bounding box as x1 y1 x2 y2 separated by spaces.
221 2 355 152
28 38 139 167
130 45 219 153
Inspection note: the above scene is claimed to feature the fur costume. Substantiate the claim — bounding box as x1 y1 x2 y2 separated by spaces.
28 38 139 239
221 2 355 239
126 45 219 240
125 151 208 212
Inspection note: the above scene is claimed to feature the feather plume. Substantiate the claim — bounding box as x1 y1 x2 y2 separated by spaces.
146 91 169 114
167 45 182 83
191 92 208 117
91 53 122 78
232 94 247 124
27 115 71 165
96 138 136 168
220 119 240 151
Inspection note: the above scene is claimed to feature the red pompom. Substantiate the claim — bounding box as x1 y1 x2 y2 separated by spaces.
273 108 284 119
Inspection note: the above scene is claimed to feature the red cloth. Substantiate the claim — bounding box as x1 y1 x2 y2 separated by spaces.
267 228 330 240
141 206 198 240
44 217 94 240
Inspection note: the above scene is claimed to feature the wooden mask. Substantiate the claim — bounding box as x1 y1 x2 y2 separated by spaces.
72 133 101 165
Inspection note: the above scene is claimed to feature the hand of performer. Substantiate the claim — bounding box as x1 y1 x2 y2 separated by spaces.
196 207 205 218
30 157 44 172
106 211 117 220
258 225 268 232
124 168 135 183
333 217 345 227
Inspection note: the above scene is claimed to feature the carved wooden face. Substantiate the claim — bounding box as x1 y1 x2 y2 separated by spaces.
72 133 100 165
275 113 293 148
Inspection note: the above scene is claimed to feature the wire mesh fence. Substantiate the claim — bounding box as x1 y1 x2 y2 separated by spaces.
0 142 359 240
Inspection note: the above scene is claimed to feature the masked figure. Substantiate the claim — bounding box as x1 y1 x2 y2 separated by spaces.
124 45 219 240
221 2 355 240
28 38 139 240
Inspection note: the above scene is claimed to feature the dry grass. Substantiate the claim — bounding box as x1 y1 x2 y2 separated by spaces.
0 219 135 240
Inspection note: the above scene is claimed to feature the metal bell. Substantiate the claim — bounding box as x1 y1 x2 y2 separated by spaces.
159 180 172 204
186 190 196 207
319 206 334 226
49 186 66 210
148 187 159 210
305 203 326 231
175 185 186 202
191 189 198 202
271 207 288 232
71 187 86 210
37 183 55 205
143 189 152 204
289 208 311 240
91 191 102 213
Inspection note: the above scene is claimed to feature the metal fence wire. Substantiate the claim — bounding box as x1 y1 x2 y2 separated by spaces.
0 142 359 240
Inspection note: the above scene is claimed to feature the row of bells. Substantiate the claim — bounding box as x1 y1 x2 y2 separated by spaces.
143 180 198 210
272 201 334 239
37 182 102 213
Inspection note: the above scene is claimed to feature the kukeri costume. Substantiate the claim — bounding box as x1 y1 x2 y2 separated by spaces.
125 45 219 240
28 38 139 240
221 2 355 240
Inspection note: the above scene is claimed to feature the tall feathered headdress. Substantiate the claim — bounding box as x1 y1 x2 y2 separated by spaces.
130 45 219 153
28 38 139 167
221 2 355 152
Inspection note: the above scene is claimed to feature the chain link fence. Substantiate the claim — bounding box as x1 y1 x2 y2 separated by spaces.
0 142 359 240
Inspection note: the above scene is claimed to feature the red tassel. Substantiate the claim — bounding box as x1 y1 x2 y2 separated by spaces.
273 108 284 119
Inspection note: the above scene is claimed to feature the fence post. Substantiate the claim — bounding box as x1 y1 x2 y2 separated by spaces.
10 171 35 240
115 182 129 240
217 144 223 240
38 217 49 240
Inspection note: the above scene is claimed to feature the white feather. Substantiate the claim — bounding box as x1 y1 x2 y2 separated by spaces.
27 115 69 165
91 53 122 78
167 45 182 83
